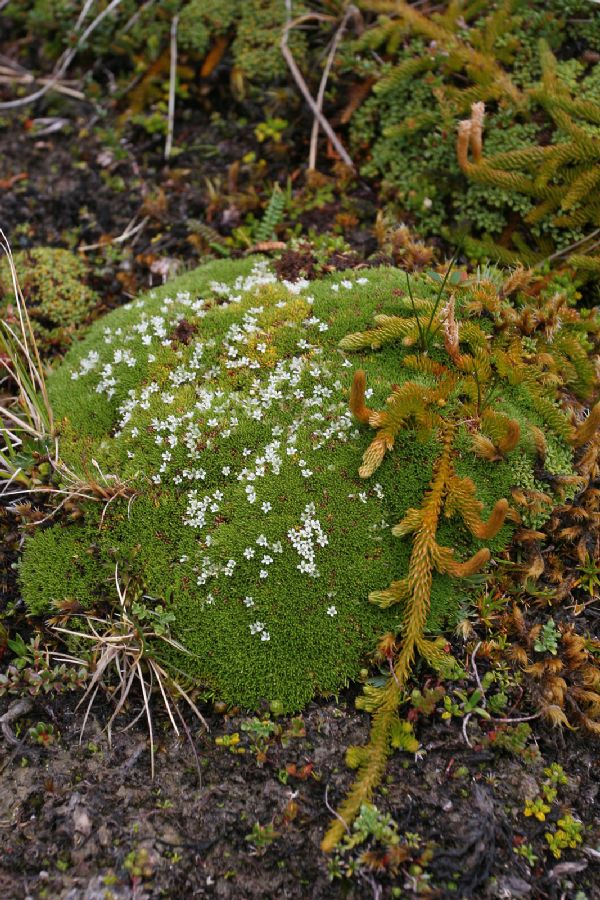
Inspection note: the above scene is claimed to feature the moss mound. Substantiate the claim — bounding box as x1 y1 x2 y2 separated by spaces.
0 248 98 353
20 258 579 711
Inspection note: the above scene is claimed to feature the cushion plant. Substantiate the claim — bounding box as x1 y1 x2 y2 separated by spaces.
18 255 597 837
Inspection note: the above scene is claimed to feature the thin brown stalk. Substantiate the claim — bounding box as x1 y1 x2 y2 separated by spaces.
309 6 359 170
281 4 354 169
165 15 179 161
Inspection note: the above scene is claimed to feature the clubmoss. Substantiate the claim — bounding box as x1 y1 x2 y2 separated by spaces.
0 248 98 354
20 257 581 712
345 0 600 255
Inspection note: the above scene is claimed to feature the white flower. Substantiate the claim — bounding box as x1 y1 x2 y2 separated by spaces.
260 631 271 642
243 547 256 559
259 569 269 579
243 596 255 608
250 621 265 635
261 501 272 513
326 605 338 617
222 466 231 476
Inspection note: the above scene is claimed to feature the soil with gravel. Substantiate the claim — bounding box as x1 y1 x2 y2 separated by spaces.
1 687 599 900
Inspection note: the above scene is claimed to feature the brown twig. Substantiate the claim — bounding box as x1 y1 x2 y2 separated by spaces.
308 6 360 171
165 14 179 161
281 3 354 170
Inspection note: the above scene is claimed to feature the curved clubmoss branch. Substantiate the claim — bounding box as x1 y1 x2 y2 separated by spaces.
321 420 506 851
323 263 598 851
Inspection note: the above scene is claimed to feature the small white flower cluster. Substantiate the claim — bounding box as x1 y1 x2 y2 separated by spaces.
71 349 100 380
282 277 310 294
303 315 329 333
184 487 223 531
287 503 328 578
249 621 271 641
210 261 277 304
330 276 369 293
348 483 386 504
236 438 283 506
66 261 390 624
240 535 283 582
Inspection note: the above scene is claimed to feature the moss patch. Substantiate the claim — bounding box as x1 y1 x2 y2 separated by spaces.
0 247 98 354
20 257 576 710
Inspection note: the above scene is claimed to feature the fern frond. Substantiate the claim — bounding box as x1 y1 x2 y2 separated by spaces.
527 393 574 442
446 475 510 538
254 185 285 243
568 253 600 273
529 424 547 459
402 354 449 377
472 432 502 461
391 508 423 537
358 381 446 476
482 409 520 452
359 433 394 478
561 167 600 212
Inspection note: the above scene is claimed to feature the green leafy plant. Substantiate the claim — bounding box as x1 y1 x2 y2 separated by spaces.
322 260 599 849
575 553 600 597
245 821 280 853
346 0 600 265
457 43 600 270
0 247 98 354
253 184 287 244
28 721 58 746
545 814 584 858
514 842 538 866
487 722 541 763
534 618 560 655
524 796 551 821
215 732 245 754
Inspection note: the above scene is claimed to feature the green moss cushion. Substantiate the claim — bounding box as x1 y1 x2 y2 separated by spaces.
0 248 98 353
19 258 572 710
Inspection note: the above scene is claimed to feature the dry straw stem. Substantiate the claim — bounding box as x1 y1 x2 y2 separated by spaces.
164 14 179 161
0 0 125 110
307 5 361 170
53 565 209 780
0 229 55 487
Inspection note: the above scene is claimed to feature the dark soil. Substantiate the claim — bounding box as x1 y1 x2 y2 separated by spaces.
1 688 599 899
